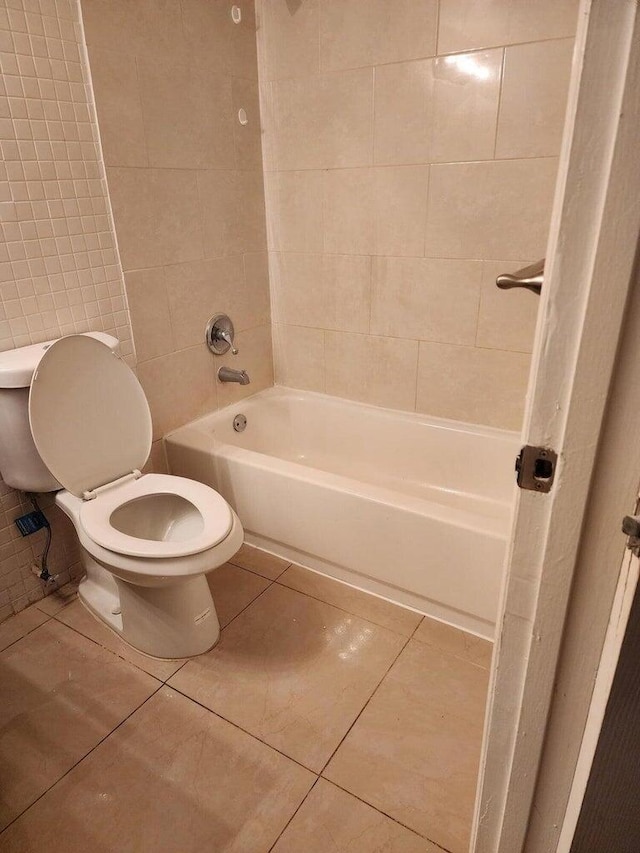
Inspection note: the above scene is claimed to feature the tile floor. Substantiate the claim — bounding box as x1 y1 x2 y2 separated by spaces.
0 544 492 853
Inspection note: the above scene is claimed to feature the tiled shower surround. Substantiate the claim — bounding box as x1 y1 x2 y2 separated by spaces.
80 0 274 441
259 0 579 428
0 0 132 619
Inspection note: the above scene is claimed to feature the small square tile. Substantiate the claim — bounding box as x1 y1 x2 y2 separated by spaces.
229 543 291 580
278 565 422 638
273 778 441 853
55 599 185 681
324 639 489 853
0 619 158 830
169 584 405 772
0 687 315 853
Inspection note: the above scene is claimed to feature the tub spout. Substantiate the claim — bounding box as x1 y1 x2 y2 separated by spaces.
218 366 250 385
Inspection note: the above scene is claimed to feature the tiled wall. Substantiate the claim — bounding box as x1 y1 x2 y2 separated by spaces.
258 0 578 429
80 0 273 445
0 0 133 620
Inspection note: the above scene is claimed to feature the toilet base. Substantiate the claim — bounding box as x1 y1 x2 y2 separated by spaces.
78 554 220 659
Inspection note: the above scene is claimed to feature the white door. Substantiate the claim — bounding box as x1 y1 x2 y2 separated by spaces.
473 2 640 851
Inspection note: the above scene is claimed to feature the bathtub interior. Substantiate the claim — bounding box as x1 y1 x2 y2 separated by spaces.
179 387 519 521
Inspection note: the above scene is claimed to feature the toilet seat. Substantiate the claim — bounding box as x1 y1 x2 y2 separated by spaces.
28 335 237 567
79 473 233 559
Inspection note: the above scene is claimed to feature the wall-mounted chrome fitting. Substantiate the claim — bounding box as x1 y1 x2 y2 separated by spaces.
206 314 238 355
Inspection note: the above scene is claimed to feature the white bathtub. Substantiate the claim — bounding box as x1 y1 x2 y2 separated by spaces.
165 387 519 638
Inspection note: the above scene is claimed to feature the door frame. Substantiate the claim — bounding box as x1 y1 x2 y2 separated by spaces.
473 2 640 851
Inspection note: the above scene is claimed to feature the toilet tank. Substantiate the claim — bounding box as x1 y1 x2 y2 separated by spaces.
0 333 119 493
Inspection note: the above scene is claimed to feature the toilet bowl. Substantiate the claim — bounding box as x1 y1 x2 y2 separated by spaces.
25 334 244 659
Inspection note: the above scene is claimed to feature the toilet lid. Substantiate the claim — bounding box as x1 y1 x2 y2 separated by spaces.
29 335 152 497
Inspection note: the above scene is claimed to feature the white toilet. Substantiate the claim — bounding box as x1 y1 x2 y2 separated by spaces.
0 333 243 659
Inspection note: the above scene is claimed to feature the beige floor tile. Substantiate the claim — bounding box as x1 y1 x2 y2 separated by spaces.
0 607 49 653
229 543 291 580
272 778 441 853
169 584 405 772
324 639 489 853
35 581 79 616
207 563 271 628
0 687 315 853
55 600 185 681
413 617 493 669
278 565 423 638
0 620 159 831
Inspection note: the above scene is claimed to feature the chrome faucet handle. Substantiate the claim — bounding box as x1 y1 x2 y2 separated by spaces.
216 328 239 355
205 314 238 355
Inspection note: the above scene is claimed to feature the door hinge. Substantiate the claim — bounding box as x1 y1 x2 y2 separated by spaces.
515 445 558 493
622 513 640 557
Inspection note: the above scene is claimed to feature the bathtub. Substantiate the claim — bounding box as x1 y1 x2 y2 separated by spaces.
165 387 520 638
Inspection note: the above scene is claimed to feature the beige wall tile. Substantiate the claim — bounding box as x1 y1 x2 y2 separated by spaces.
373 60 433 166
477 260 539 352
268 69 374 170
232 77 263 169
496 39 574 159
271 252 370 333
265 170 324 253
259 0 320 81
87 47 146 167
125 268 173 362
197 169 267 259
425 158 558 261
137 345 216 439
325 331 418 411
438 0 580 54
216 323 274 407
430 49 502 162
181 0 258 78
81 0 188 63
323 168 374 255
417 341 531 428
164 253 270 350
374 166 429 256
324 166 428 257
320 0 438 71
243 252 273 329
371 257 482 346
374 51 502 166
164 256 244 351
273 324 325 392
138 60 234 170
107 167 203 270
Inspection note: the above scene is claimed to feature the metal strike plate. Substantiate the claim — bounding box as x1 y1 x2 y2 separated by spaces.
515 445 557 493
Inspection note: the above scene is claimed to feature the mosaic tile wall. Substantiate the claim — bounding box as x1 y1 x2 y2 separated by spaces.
0 0 133 620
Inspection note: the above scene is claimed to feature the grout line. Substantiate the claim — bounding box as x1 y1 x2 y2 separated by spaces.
319 777 454 853
492 47 507 159
0 683 163 838
267 776 321 852
227 556 292 582
273 575 421 641
316 631 413 777
51 609 173 683
165 681 319 777
0 613 51 656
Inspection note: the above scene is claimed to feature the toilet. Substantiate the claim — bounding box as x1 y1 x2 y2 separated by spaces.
0 333 243 659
